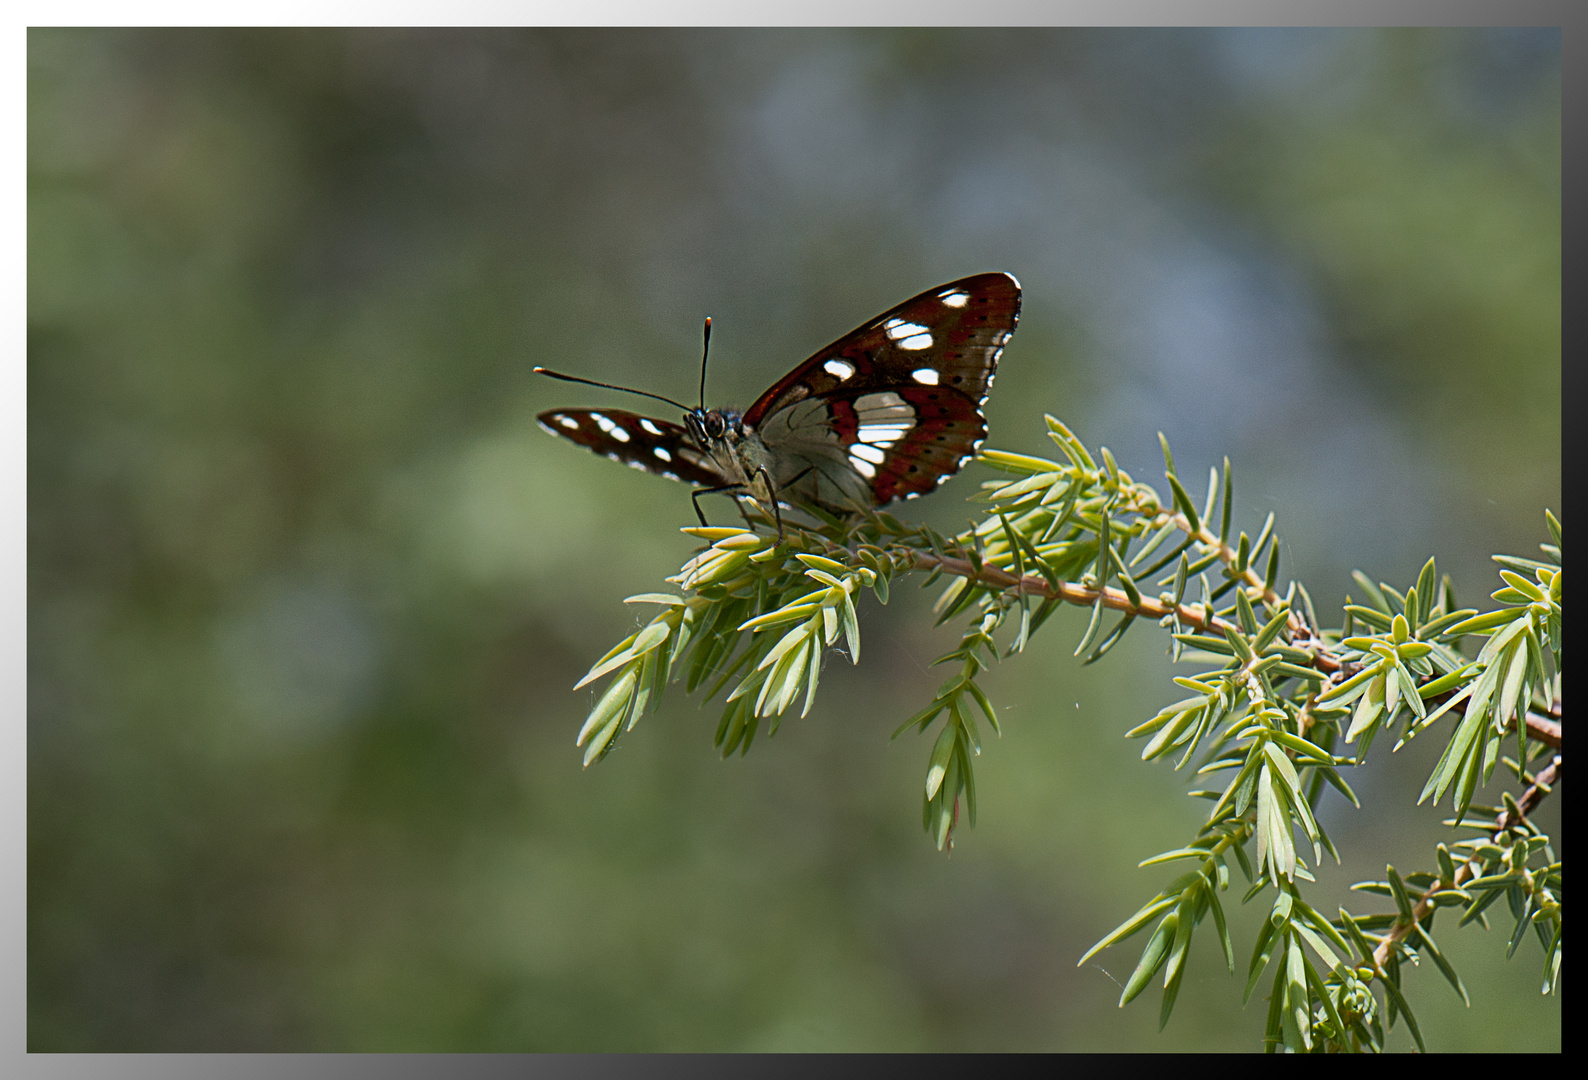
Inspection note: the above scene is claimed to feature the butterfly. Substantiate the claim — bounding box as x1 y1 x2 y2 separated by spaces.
535 272 1020 531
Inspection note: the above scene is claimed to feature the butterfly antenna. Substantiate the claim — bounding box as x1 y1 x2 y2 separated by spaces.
532 367 692 413
698 316 712 410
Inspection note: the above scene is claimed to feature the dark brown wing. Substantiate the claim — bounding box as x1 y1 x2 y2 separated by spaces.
746 272 1020 510
536 409 727 488
742 272 1019 429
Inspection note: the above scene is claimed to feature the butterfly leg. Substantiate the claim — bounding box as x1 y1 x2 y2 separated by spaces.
752 466 786 539
691 483 746 528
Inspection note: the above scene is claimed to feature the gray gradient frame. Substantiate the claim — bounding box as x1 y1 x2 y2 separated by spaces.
12 0 1572 1071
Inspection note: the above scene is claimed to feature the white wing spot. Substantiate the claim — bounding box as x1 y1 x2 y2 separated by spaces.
855 391 909 416
898 332 933 351
847 453 878 479
627 460 649 471
939 290 970 308
858 424 911 446
823 359 856 381
639 419 664 436
911 368 940 385
590 413 631 442
557 415 580 430
850 443 887 465
653 446 672 462
884 320 931 343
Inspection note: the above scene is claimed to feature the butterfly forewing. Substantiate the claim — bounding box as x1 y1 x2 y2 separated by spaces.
743 272 1017 429
536 409 728 488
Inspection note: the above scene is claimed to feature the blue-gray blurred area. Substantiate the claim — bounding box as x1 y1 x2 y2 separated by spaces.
29 28 1559 1051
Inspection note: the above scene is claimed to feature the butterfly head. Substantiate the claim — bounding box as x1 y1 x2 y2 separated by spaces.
685 407 744 448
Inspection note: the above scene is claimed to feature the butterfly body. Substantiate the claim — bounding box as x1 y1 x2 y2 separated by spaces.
538 272 1020 523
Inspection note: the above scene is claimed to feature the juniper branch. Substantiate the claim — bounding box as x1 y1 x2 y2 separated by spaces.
1369 754 1561 973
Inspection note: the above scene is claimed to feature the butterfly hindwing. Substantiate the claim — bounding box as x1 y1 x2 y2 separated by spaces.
830 385 990 503
536 409 728 488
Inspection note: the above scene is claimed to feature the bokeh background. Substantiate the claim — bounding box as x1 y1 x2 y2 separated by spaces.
29 28 1559 1051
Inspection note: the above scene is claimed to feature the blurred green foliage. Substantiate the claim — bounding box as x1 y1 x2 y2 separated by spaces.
29 28 1557 1050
